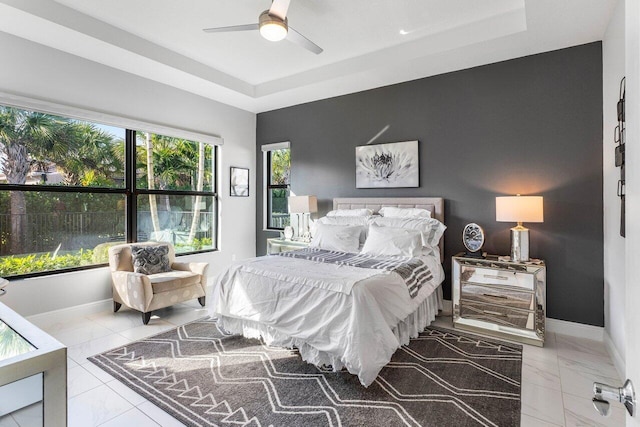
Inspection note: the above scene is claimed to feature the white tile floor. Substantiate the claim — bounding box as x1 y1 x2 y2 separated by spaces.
0 304 626 427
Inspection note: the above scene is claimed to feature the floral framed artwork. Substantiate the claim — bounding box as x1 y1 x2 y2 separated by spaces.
355 140 419 188
230 167 249 197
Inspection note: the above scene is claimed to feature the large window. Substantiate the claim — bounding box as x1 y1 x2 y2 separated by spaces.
263 142 290 230
134 131 216 253
0 105 217 278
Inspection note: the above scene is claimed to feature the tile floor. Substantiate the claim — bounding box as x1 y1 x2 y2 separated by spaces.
0 304 626 427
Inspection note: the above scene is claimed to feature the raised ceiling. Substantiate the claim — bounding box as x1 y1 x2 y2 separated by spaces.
0 0 616 113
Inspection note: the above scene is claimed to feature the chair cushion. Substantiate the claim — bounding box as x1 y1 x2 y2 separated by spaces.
131 245 171 275
149 270 201 294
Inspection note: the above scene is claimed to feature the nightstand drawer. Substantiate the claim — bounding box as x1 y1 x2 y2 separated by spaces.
460 282 534 311
460 265 534 290
460 300 535 331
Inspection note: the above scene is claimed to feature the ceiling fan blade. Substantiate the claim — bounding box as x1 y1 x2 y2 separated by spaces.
203 23 259 33
268 0 291 20
287 27 323 54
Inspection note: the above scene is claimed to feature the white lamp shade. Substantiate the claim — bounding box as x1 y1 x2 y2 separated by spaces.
288 195 318 214
496 196 544 223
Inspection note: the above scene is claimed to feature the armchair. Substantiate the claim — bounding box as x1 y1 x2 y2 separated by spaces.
108 242 209 324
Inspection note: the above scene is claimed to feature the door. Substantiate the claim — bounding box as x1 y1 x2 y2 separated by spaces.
626 0 640 425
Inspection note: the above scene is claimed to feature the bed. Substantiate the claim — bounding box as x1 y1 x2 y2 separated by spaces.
211 197 445 386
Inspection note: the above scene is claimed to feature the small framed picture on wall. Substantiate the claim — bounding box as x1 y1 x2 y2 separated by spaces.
230 167 249 197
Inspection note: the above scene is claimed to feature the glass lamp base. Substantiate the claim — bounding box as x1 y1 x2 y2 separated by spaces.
510 225 530 262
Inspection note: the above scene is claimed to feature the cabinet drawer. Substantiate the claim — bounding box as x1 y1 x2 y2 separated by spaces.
461 283 534 311
460 265 534 290
460 300 534 331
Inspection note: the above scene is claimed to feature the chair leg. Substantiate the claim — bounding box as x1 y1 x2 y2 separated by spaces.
142 311 152 325
198 296 206 307
113 302 122 313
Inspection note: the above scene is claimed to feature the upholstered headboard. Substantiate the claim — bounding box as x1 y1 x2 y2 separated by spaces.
333 197 445 261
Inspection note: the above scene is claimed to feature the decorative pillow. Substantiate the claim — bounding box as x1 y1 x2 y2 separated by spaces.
361 225 422 257
317 215 370 244
326 208 373 217
369 216 446 248
131 245 172 275
379 206 431 219
310 223 362 253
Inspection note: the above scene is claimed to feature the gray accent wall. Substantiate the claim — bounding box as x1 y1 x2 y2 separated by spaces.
256 42 604 326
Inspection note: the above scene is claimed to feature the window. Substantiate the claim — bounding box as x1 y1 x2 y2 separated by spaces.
262 142 290 230
0 105 218 278
134 131 216 254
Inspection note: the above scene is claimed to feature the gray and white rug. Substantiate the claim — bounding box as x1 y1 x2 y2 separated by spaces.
89 319 522 427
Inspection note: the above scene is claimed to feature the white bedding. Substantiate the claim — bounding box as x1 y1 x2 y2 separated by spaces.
211 248 444 386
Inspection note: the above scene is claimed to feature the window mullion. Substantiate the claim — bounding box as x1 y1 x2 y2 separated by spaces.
126 129 137 243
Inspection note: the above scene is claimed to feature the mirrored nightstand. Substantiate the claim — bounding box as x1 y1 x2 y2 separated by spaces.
0 302 67 422
267 238 309 255
452 253 546 347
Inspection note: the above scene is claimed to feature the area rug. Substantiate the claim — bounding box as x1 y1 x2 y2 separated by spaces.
89 319 522 427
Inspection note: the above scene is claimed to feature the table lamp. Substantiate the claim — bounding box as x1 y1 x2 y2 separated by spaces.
496 195 544 262
288 195 318 241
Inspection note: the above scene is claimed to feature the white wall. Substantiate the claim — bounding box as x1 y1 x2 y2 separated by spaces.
626 1 640 425
0 32 256 316
603 0 626 372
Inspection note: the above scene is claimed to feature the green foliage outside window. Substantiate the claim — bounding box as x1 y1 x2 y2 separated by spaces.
0 250 94 276
0 105 217 277
270 149 290 185
267 148 291 229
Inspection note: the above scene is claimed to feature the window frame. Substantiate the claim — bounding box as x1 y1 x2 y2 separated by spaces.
129 130 219 256
262 142 290 231
0 100 221 279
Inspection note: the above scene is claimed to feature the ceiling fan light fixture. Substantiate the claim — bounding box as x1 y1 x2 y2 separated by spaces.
259 10 288 41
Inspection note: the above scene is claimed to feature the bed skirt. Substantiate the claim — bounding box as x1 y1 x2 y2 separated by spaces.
392 284 443 346
217 286 443 384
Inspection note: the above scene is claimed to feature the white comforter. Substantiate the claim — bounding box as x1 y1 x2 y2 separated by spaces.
211 249 444 386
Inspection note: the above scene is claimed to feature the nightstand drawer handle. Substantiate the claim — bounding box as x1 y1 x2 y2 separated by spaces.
483 293 507 299
483 309 507 317
483 274 509 280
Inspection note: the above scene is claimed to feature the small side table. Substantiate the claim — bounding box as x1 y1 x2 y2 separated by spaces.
267 238 309 255
452 253 546 346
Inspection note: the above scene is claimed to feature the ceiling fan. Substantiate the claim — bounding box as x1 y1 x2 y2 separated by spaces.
202 0 323 55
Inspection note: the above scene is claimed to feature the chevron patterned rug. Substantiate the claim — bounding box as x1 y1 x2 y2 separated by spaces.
89 319 522 427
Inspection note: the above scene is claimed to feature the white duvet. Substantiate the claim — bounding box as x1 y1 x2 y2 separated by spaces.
211 249 444 386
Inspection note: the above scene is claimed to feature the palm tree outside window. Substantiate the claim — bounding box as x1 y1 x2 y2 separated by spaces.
0 105 217 278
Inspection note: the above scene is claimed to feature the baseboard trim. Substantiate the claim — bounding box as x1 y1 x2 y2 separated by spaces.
546 317 604 341
26 298 112 322
603 330 625 379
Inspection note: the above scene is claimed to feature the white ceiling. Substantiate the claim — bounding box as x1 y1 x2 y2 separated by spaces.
0 0 616 113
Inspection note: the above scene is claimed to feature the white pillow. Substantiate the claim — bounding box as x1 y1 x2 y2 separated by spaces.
369 216 446 248
361 225 422 257
379 206 431 219
310 223 362 253
317 216 370 243
326 208 373 217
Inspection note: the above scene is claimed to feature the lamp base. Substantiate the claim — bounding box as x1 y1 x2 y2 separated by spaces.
510 224 530 262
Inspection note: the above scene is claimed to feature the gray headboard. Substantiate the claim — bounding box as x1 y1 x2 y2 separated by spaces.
333 197 445 261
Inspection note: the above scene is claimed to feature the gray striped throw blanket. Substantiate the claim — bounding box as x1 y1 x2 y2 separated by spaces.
278 248 432 298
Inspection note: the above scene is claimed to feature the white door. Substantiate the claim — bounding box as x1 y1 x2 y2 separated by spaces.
626 0 640 425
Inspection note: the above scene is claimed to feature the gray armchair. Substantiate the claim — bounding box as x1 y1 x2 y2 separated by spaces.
108 242 209 324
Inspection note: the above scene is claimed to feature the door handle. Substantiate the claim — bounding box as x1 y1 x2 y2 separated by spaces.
592 379 636 417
